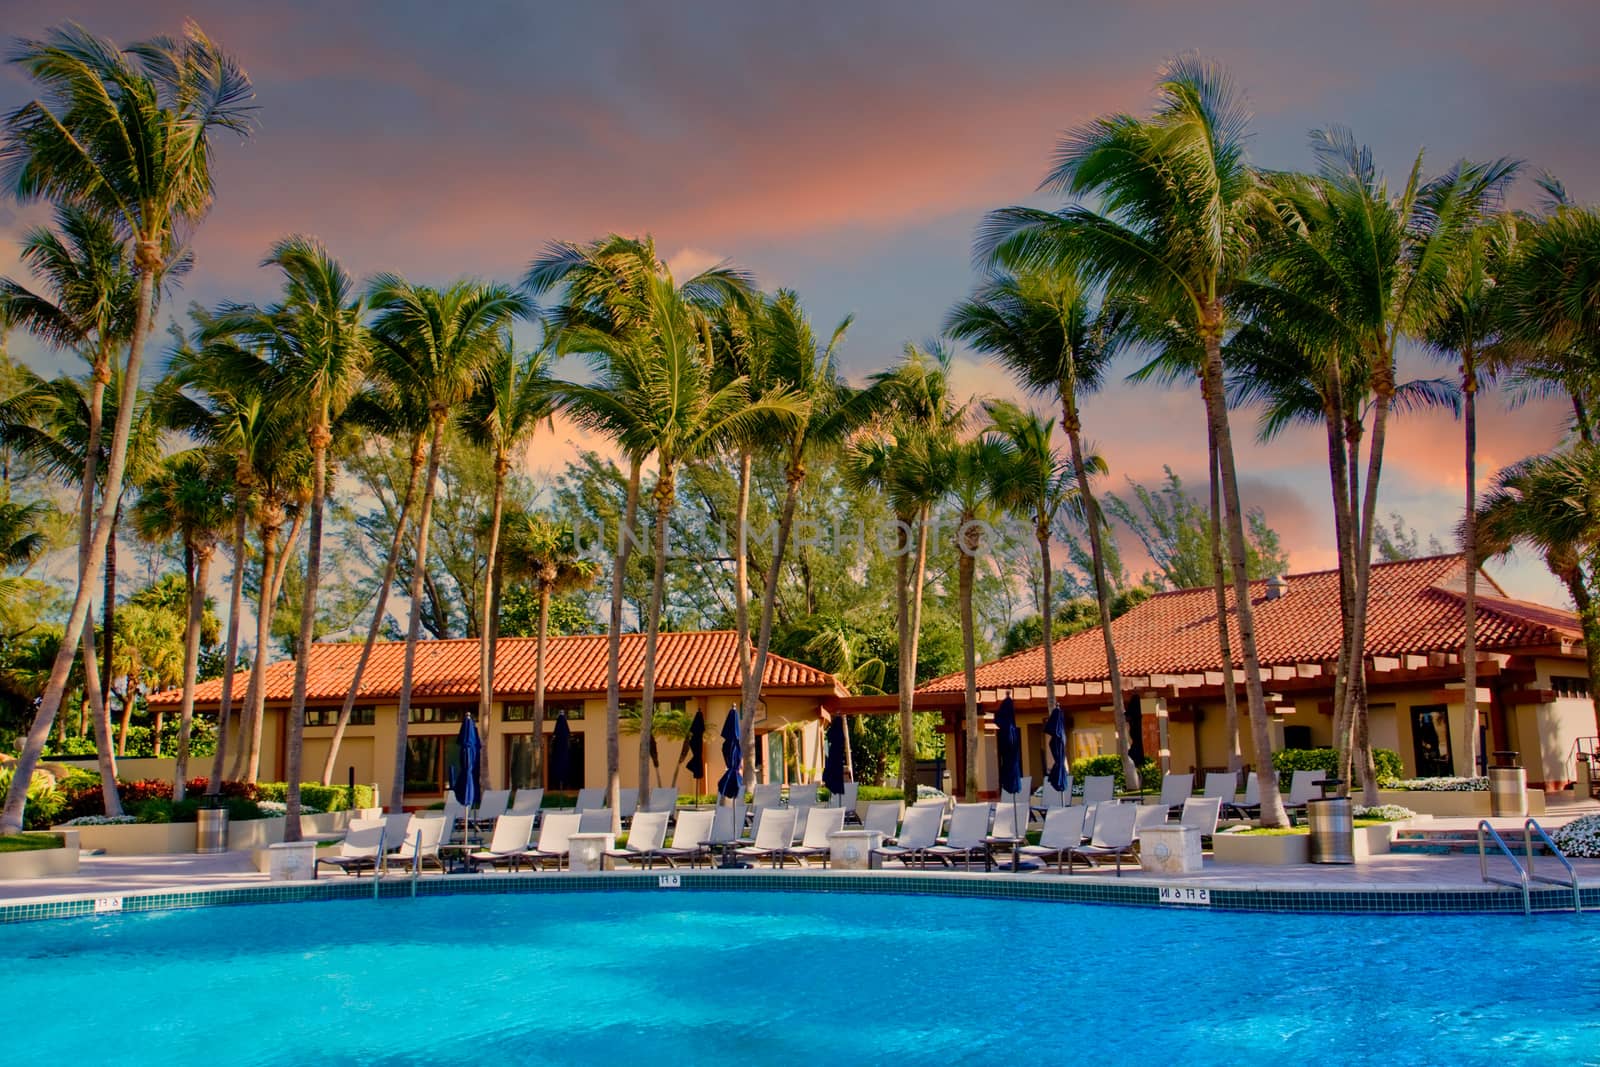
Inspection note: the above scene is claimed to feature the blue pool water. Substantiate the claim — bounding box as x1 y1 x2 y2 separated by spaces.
7 890 1597 1066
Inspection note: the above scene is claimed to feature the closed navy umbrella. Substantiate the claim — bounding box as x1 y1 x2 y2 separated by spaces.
1045 704 1069 794
549 711 573 791
822 713 846 796
717 709 743 800
995 697 1022 796
450 714 483 809
681 710 706 781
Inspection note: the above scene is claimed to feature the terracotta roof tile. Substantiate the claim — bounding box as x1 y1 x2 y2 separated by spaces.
919 555 1581 695
150 630 843 707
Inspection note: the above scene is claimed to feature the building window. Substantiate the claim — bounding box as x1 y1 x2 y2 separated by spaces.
1410 705 1453 778
503 700 585 722
405 737 442 793
506 732 586 790
620 698 690 718
304 706 374 727
1282 725 1313 750
407 705 466 724
1552 676 1591 699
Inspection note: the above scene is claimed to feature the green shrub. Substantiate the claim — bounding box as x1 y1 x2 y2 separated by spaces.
1069 755 1159 793
136 798 174 823
253 782 375 811
0 833 63 853
0 767 66 830
857 786 904 802
1270 747 1403 790
172 795 268 822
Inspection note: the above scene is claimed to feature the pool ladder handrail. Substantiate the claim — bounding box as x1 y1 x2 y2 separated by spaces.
1523 818 1581 914
1477 820 1530 915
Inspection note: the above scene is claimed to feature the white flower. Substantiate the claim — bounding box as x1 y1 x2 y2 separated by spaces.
60 814 137 826
1384 776 1488 792
1551 814 1600 858
1353 804 1416 821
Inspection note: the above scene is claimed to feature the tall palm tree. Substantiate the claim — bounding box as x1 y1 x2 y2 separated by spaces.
460 336 556 730
1477 445 1600 735
0 20 254 833
981 58 1288 822
502 511 599 784
555 274 798 810
845 344 966 798
211 237 369 835
130 450 230 798
368 277 528 811
946 266 1143 786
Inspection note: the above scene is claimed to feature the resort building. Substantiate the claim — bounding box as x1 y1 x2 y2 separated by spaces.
150 631 847 807
842 554 1595 794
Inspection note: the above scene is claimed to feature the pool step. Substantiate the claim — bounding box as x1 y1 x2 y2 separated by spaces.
1390 829 1558 856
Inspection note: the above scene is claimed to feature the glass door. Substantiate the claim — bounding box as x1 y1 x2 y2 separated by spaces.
1409 706 1453 778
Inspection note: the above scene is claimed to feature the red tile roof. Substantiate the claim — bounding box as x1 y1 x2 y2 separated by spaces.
149 630 844 707
919 555 1581 695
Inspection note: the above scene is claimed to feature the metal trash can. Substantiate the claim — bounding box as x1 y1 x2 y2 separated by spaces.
1489 751 1527 817
195 807 229 854
1307 790 1354 865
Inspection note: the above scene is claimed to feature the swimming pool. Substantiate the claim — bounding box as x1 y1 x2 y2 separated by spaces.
8 890 1595 1065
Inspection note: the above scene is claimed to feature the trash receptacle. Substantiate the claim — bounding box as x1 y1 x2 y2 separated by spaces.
196 806 229 854
1307 777 1353 864
1489 751 1527 817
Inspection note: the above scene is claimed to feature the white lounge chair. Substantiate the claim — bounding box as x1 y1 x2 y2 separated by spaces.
573 787 606 812
1016 806 1088 873
872 803 943 868
787 782 819 810
1081 775 1116 805
710 801 746 845
645 788 678 813
1201 772 1237 799
928 802 992 869
578 807 614 833
861 802 902 843
831 782 860 821
508 788 544 817
618 788 639 820
468 813 536 872
1180 796 1223 840
1285 770 1327 810
787 806 846 867
1067 801 1138 875
604 810 670 868
1154 773 1195 814
1133 803 1171 839
736 808 797 868
751 783 783 809
475 788 511 824
1223 773 1260 819
991 800 1029 840
1000 775 1033 820
656 810 716 868
389 813 446 873
1037 777 1073 813
314 818 386 878
439 796 465 843
521 811 582 870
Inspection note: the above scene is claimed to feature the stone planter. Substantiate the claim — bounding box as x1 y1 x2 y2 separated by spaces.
57 816 288 855
1375 789 1544 818
0 833 78 879
1213 822 1399 866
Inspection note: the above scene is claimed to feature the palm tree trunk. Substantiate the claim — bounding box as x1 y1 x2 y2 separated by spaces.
81 616 120 814
101 503 119 719
636 469 675 813
1037 521 1057 710
894 519 914 796
116 689 133 757
1323 385 1357 795
532 582 551 785
209 508 249 794
959 523 979 801
1207 427 1242 777
733 450 753 696
320 435 424 784
1351 343 1397 806
173 544 212 801
478 452 509 728
1461 359 1480 779
284 428 331 841
239 512 282 783
1061 395 1137 789
1199 321 1287 826
1563 569 1600 738
0 257 155 834
901 507 932 797
740 463 803 789
391 418 447 812
605 458 642 830
74 365 122 813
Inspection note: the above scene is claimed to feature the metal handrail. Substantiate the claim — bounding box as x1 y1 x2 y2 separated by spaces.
1524 818 1582 914
374 827 386 900
1478 820 1530 916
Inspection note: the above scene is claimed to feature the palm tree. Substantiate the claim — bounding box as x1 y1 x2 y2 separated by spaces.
981 58 1289 822
130 450 230 798
369 277 529 811
461 335 557 731
501 511 598 784
1477 445 1600 735
210 237 369 836
555 274 798 811
946 265 1143 786
845 344 966 798
0 20 254 833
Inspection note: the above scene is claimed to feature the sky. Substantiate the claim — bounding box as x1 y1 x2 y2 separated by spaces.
0 0 1592 606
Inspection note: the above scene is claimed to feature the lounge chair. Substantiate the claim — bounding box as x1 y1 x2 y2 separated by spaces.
1201 772 1237 799
1066 801 1138 875
1016 806 1088 873
1223 773 1260 820
508 788 544 817
618 788 639 820
1153 772 1195 814
578 807 614 833
1284 770 1327 813
787 782 819 810
786 806 846 867
831 782 860 823
468 813 536 872
1180 797 1222 841
1035 777 1073 819
656 810 715 868
382 811 414 850
604 810 670 869
439 796 465 844
475 788 511 824
573 787 606 812
1133 803 1171 839
861 802 902 843
751 783 783 809
928 802 992 869
736 808 797 868
1081 775 1115 805
520 811 582 870
990 800 1029 840
314 819 386 879
872 803 943 869
1000 775 1033 819
645 788 678 813
388 813 447 873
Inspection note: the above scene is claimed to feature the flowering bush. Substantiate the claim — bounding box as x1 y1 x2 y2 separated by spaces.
1383 776 1488 792
1551 814 1600 858
257 800 323 815
60 814 136 826
1353 804 1417 821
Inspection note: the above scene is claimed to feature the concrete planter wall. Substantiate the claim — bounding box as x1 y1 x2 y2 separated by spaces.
1375 789 1544 818
1212 822 1398 866
0 833 78 880
56 816 289 855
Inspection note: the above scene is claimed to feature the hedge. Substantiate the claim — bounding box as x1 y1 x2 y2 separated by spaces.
1270 747 1402 790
